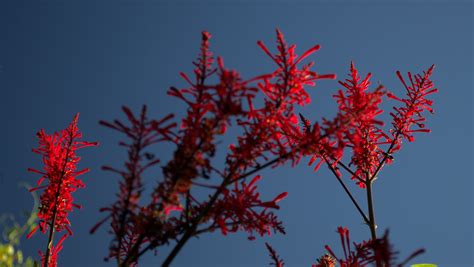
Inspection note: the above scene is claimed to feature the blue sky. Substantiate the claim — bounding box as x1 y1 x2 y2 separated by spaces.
0 1 472 266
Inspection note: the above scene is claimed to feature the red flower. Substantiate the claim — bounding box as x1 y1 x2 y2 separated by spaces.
163 31 260 207
27 114 97 235
334 63 390 186
228 29 336 170
388 65 437 146
27 114 97 265
256 30 334 106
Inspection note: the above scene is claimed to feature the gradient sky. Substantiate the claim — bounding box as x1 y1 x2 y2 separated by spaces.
0 1 472 266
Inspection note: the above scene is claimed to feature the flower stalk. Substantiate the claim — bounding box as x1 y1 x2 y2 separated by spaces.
27 114 97 267
44 135 73 267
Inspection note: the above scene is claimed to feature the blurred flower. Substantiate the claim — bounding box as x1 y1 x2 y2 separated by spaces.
92 106 175 264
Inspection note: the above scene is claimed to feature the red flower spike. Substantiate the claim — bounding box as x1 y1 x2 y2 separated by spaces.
227 29 335 173
390 65 437 148
28 114 97 265
305 64 437 191
333 63 389 184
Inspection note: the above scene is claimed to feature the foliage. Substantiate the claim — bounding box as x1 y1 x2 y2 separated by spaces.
0 184 38 267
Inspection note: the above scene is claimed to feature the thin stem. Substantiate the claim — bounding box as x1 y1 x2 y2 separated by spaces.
365 178 377 241
125 234 145 266
323 157 370 225
184 191 190 224
365 176 381 267
226 150 295 186
44 133 74 267
194 222 240 236
227 130 330 186
335 160 364 183
44 222 56 267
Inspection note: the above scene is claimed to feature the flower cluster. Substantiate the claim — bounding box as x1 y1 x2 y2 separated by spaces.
88 29 437 267
296 64 437 266
18 21 439 266
333 63 389 186
27 114 97 266
92 29 337 266
229 29 335 170
199 29 334 242
303 64 437 188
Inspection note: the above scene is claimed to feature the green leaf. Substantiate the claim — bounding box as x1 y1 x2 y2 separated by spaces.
411 264 438 267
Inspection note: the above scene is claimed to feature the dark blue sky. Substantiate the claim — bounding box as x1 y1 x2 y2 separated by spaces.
0 1 472 266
